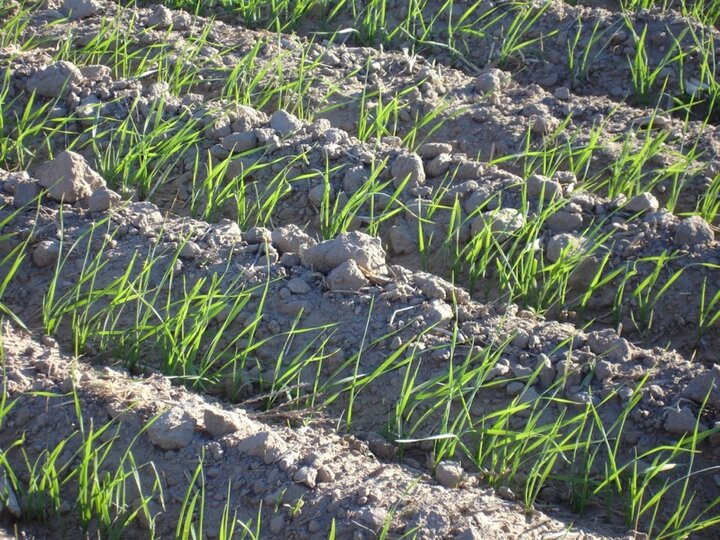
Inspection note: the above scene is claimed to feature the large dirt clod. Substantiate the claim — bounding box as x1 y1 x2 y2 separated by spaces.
147 407 196 450
300 231 386 274
25 61 84 98
674 216 715 247
61 0 100 20
36 150 105 203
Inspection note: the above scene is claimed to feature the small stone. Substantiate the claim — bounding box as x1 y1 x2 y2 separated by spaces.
13 180 40 208
237 431 287 464
422 299 454 325
682 365 720 409
0 473 20 517
203 408 244 437
26 61 83 98
546 233 585 263
554 87 571 100
180 241 203 259
317 465 335 483
87 186 121 212
271 224 316 254
33 240 60 267
587 329 633 363
471 208 525 242
300 231 385 274
205 117 231 140
269 515 285 534
244 227 271 245
147 4 173 28
536 354 555 388
526 174 562 201
635 114 670 130
625 192 659 214
147 407 196 450
546 210 583 233
294 466 317 488
553 171 577 185
287 277 311 295
357 507 388 532
435 460 464 488
531 115 560 135
368 435 397 459
79 64 111 81
505 381 525 396
391 152 425 188
497 485 515 501
473 69 510 94
417 142 452 159
327 260 369 292
61 0 99 20
270 110 302 135
308 183 333 206
664 407 703 435
209 144 230 160
674 216 714 247
343 165 368 193
594 360 614 381
388 224 417 255
424 153 452 177
36 150 105 203
221 131 258 153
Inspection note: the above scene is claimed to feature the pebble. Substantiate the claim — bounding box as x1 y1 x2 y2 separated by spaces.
391 152 426 188
497 485 515 500
505 381 525 396
146 4 173 28
388 224 416 255
625 192 659 214
33 239 60 267
664 407 703 435
147 407 196 450
594 360 614 381
300 231 385 274
317 465 335 483
546 233 584 262
308 183 333 206
87 186 121 212
294 466 317 488
473 69 510 93
61 0 100 20
435 460 464 488
418 142 452 159
546 210 583 233
204 408 244 437
26 61 83 98
287 277 311 295
471 208 525 242
270 109 302 135
221 131 258 153
526 174 562 201
424 153 452 177
13 180 40 208
36 150 106 203
327 259 369 292
674 216 714 247
554 87 571 100
269 515 285 534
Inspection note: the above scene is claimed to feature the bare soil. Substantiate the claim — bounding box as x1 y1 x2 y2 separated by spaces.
1 0 720 538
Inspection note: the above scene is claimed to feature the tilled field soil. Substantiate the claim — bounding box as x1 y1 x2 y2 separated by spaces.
1 0 720 538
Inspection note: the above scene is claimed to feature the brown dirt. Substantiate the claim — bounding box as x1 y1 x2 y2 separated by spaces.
1 0 720 538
